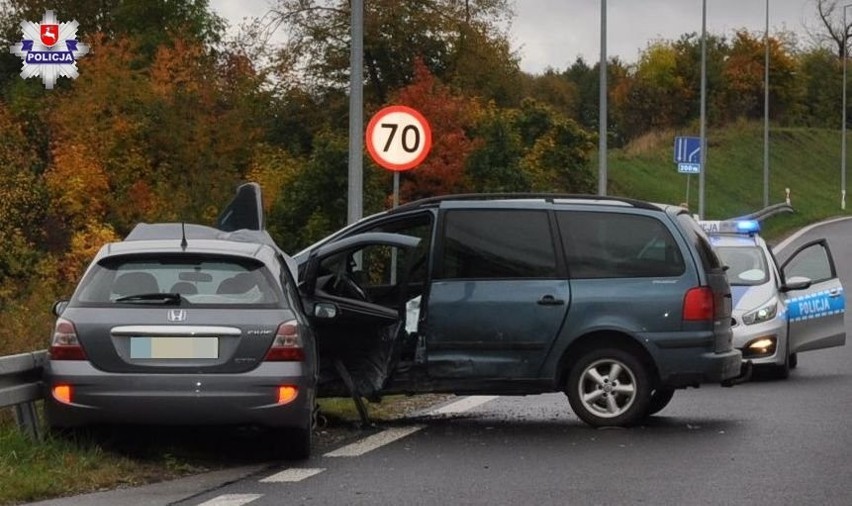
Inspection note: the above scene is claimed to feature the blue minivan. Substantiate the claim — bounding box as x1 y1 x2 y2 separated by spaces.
280 192 744 427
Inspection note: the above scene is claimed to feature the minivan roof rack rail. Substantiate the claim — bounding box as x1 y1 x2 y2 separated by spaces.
390 193 659 213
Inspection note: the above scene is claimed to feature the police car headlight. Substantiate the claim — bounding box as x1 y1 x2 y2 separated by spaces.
743 301 778 325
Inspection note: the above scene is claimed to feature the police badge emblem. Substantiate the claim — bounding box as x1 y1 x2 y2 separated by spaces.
8 10 90 89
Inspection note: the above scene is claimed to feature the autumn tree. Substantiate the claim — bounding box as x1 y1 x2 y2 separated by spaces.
809 0 852 58
265 0 517 105
797 47 843 127
721 30 800 122
393 60 481 202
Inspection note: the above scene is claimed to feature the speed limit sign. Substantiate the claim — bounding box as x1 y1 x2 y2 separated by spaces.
366 105 432 171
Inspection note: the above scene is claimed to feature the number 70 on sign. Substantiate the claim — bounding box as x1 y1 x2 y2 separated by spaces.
366 105 432 172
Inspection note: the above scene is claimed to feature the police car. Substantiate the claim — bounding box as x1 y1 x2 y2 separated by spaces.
699 220 846 378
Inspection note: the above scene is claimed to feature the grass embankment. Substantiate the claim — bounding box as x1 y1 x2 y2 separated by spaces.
606 123 851 238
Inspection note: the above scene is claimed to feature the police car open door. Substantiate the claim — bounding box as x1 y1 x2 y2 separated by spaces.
781 239 846 353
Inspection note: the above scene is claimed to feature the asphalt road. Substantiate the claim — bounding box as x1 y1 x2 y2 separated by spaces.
35 218 852 506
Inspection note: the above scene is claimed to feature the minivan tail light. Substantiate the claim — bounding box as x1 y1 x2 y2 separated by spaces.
264 320 305 361
49 318 87 360
683 287 715 321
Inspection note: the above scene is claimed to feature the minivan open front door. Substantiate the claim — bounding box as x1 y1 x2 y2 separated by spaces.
301 233 421 407
781 239 846 353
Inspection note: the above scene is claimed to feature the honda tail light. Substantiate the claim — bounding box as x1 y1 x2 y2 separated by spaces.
52 385 73 404
683 287 715 321
264 320 305 361
49 318 87 360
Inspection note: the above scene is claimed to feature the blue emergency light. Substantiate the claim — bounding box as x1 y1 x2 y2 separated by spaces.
735 220 760 234
698 219 761 235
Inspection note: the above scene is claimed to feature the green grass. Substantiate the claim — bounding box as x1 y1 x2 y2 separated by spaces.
605 123 851 239
0 394 446 505
0 415 202 505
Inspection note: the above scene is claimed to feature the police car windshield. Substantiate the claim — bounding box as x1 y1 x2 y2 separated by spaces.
715 246 769 286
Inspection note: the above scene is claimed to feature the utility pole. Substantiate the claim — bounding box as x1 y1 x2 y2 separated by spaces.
347 0 364 224
698 0 707 218
598 0 607 196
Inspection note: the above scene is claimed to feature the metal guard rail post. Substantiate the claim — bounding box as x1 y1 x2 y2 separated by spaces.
0 350 46 439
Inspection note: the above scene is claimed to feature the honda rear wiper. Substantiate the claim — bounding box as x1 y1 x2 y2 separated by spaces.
114 293 182 304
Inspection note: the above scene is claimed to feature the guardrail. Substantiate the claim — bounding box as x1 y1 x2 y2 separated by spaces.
731 202 794 222
0 350 46 439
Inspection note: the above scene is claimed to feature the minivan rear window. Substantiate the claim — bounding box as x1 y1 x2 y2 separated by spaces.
558 211 685 278
676 214 724 271
73 255 283 307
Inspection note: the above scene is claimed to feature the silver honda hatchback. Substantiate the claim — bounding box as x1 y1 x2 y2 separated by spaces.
43 223 316 460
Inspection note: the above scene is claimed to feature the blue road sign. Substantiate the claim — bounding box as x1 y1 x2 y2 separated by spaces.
674 136 701 164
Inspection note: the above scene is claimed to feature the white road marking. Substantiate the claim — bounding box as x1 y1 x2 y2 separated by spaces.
322 396 497 458
260 467 326 483
426 395 499 416
773 216 852 252
196 494 263 506
324 425 425 457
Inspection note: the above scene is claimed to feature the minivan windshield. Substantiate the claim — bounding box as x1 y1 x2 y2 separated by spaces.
72 255 284 307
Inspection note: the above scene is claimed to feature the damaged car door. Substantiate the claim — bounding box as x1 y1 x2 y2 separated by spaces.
301 233 421 400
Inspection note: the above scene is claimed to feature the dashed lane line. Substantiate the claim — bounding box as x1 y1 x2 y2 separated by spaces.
426 395 499 416
195 396 500 503
324 425 425 457
259 468 326 483
195 494 263 506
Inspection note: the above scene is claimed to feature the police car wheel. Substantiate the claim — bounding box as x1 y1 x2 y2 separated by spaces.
566 348 651 427
789 353 798 369
770 351 790 380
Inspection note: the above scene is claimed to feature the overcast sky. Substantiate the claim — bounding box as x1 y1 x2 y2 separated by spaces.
210 1 822 74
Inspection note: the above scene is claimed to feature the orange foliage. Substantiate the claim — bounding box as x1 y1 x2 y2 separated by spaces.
392 59 482 202
44 142 111 230
59 222 120 284
150 37 207 99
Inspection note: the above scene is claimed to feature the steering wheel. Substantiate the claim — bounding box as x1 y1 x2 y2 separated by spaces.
332 271 368 301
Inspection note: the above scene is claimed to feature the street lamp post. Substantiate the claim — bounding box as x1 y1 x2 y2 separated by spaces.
699 0 707 218
763 0 770 208
844 6 851 211
598 0 607 196
347 0 364 224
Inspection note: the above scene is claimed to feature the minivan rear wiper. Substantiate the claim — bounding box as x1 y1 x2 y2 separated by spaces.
114 293 182 304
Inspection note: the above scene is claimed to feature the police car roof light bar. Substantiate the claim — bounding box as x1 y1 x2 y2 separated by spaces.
698 219 761 235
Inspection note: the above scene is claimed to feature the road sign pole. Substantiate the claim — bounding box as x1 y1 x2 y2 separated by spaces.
393 172 399 209
685 175 691 208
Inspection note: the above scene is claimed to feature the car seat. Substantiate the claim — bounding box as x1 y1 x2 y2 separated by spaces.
112 272 159 297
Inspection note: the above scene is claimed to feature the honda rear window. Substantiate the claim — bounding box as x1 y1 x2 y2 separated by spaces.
73 255 284 307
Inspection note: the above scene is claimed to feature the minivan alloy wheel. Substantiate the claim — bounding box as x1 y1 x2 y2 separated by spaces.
577 358 637 418
566 347 652 427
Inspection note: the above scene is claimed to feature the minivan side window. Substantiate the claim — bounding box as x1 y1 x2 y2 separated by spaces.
438 210 557 279
558 211 685 278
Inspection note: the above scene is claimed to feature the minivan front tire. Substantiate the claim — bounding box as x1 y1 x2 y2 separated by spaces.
566 348 652 427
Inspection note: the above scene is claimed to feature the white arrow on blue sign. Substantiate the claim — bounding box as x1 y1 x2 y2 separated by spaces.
674 136 701 163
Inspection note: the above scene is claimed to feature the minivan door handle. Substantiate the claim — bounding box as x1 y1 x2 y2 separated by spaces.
537 295 565 306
